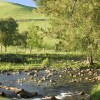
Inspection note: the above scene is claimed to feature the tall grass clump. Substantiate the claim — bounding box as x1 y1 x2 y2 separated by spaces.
41 58 50 68
91 84 100 100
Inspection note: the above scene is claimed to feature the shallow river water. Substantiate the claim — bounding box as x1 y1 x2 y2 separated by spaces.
0 68 99 100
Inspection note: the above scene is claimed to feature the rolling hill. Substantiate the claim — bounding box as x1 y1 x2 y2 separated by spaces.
0 1 49 32
0 1 44 20
0 1 54 48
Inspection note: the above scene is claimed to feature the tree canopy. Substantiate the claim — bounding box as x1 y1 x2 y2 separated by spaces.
27 24 43 48
0 18 18 52
34 0 100 65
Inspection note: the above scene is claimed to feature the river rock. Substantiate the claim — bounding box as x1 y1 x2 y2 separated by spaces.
85 95 91 100
79 91 85 95
28 71 35 75
0 85 38 99
62 95 72 100
0 88 20 98
17 90 38 98
0 92 6 97
0 82 2 85
51 96 57 100
42 96 57 100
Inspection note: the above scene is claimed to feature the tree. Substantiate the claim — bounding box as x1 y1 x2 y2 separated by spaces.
27 24 43 52
0 18 18 52
34 0 100 65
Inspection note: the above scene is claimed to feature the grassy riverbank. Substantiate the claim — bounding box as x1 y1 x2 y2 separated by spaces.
0 97 11 100
0 52 100 71
0 52 99 100
91 84 100 100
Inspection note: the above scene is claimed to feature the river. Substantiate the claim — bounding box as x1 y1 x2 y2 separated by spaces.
0 68 99 100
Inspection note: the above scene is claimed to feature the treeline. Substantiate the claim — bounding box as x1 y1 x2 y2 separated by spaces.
0 17 45 52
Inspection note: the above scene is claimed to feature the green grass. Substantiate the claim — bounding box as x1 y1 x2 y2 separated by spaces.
18 20 50 32
0 47 85 71
0 62 41 71
0 50 100 71
0 1 44 20
0 50 87 71
0 45 83 54
0 97 12 100
91 84 100 100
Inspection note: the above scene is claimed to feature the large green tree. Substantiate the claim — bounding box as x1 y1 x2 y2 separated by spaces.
34 0 100 65
0 18 18 52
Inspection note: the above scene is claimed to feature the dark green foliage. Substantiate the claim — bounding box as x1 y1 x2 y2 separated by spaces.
0 18 18 51
34 0 100 65
0 18 18 34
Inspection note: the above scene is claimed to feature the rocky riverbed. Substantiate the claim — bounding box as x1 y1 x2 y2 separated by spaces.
0 67 99 100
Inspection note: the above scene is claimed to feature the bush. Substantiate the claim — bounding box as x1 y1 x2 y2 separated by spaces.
91 84 100 100
41 58 50 67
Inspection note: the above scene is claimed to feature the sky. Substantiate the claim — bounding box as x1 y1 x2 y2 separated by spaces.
6 0 36 7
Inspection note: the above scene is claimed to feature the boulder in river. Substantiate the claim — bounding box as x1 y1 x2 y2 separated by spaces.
17 91 38 98
0 85 38 99
0 89 20 98
42 96 57 100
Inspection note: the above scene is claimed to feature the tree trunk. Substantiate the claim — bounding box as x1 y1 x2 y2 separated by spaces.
16 46 18 53
43 48 45 53
1 45 2 53
30 47 32 54
24 45 26 53
86 54 94 65
5 46 7 52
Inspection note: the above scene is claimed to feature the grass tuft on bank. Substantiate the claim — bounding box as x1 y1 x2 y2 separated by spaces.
91 84 100 100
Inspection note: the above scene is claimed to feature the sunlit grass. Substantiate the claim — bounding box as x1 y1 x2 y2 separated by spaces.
0 97 12 100
91 84 100 100
18 20 50 32
0 45 100 71
0 45 84 55
0 62 42 71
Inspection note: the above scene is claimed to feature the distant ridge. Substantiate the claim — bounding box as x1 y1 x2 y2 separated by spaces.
8 1 36 8
0 1 47 32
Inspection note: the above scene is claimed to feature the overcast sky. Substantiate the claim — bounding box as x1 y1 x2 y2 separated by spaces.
6 0 36 7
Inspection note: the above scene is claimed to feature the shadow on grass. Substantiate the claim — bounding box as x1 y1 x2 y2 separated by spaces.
0 53 85 63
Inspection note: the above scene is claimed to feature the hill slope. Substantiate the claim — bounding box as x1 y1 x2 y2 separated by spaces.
0 1 56 49
0 1 44 20
0 1 49 32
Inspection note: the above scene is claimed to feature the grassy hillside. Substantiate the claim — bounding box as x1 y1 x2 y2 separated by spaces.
0 1 55 48
0 1 49 32
0 1 44 19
